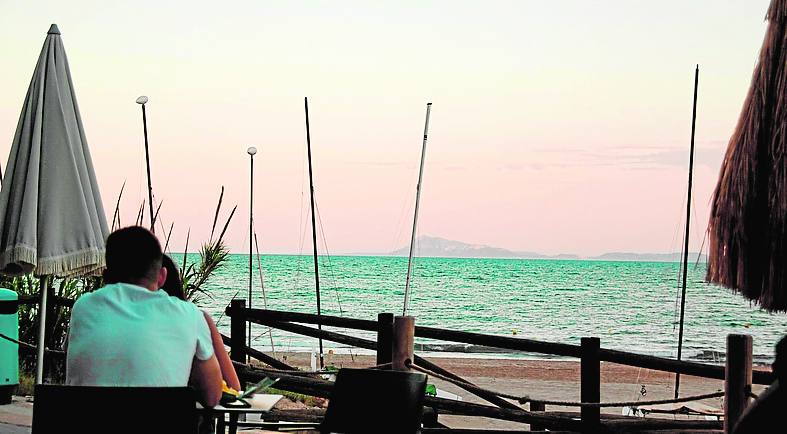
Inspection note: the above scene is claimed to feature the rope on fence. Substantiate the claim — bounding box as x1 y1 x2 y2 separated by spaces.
407 361 725 408
0 332 66 355
244 362 393 377
369 362 393 370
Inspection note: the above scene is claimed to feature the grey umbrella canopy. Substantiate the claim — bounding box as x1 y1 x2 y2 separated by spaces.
0 24 108 383
0 24 108 277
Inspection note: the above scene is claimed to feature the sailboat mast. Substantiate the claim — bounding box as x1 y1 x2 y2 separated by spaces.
403 103 433 316
675 65 699 399
304 97 324 369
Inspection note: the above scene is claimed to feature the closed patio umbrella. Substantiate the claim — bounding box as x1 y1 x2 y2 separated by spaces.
707 0 787 311
0 24 108 382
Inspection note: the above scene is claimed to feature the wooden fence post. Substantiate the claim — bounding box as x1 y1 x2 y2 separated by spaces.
530 401 545 431
377 313 394 366
393 316 415 371
230 299 247 365
581 337 600 433
725 334 752 434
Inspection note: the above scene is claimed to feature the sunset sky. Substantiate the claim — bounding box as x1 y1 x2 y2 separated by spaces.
0 0 773 256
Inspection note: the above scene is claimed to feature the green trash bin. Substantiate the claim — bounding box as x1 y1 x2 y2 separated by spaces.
0 288 19 404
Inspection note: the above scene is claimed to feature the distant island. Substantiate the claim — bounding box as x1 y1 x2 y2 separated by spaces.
387 236 707 262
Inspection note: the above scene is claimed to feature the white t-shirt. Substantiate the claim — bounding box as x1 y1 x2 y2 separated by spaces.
66 282 214 386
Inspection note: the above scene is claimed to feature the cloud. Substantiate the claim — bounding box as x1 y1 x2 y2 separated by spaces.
527 142 726 170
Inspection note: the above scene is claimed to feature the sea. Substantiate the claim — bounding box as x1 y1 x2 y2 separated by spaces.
188 254 787 364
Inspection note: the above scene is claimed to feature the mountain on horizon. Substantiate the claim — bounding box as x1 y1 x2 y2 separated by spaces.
388 236 707 262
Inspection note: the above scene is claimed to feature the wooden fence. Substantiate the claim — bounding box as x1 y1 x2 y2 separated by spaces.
10 293 775 432
226 299 774 434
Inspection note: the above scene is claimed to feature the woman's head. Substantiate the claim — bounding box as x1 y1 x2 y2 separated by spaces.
160 254 186 300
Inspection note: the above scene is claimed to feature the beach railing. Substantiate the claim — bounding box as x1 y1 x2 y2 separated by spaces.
226 299 772 433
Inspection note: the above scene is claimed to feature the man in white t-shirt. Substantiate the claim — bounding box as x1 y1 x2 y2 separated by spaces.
66 226 222 406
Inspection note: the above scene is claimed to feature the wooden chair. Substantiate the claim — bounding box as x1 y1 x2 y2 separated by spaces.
320 368 428 434
32 385 198 433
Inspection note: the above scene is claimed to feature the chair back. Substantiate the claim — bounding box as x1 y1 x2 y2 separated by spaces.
322 368 427 434
32 385 197 433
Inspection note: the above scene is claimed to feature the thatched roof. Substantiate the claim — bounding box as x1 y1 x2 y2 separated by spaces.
707 0 787 311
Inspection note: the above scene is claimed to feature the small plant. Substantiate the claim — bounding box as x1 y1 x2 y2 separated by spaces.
15 372 34 396
268 387 324 407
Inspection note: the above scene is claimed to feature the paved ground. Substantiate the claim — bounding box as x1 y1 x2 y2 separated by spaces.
0 396 32 433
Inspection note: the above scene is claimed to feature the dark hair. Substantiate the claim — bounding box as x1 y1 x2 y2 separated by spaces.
103 226 163 285
161 254 186 300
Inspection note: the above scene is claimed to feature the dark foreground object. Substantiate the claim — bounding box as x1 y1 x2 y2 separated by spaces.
321 368 427 434
32 385 197 433
733 381 785 434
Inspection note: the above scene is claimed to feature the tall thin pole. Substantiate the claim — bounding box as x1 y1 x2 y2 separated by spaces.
247 146 257 361
675 65 699 399
137 97 155 233
35 278 48 384
304 97 324 369
403 103 432 316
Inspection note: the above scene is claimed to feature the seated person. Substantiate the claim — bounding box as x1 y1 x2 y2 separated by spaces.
66 226 222 407
161 254 241 391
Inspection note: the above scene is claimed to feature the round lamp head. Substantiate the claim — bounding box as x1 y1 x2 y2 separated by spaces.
136 96 149 105
247 146 258 156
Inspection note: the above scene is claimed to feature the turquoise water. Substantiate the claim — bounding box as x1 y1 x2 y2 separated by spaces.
189 254 787 363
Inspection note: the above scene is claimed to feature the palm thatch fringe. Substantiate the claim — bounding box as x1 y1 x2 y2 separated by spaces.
708 0 787 311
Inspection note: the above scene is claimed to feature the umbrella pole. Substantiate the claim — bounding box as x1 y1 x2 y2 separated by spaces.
35 277 49 384
675 65 699 399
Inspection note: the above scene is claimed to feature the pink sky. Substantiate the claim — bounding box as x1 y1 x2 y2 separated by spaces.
0 0 773 256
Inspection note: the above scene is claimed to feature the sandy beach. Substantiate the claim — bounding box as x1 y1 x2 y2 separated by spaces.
265 352 771 430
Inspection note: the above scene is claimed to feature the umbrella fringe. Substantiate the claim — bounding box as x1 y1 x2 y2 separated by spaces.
0 245 105 277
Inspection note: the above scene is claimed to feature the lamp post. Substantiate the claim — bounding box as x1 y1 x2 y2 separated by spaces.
136 96 155 233
246 146 257 359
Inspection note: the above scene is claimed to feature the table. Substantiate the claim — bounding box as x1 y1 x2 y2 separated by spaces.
198 394 283 434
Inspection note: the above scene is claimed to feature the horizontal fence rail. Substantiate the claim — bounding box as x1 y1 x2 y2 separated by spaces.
229 307 773 385
17 293 75 308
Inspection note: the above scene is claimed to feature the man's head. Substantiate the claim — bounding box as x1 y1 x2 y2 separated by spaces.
103 226 166 290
